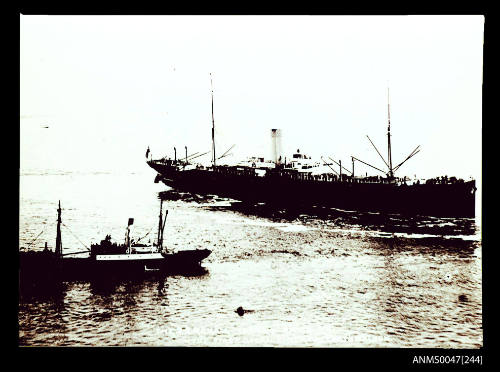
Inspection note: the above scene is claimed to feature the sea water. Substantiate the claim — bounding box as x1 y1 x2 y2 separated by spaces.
18 169 482 347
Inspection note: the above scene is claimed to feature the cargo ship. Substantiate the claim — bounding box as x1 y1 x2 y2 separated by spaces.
147 83 476 218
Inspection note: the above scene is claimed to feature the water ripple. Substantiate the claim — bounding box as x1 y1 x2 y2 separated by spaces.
19 172 482 347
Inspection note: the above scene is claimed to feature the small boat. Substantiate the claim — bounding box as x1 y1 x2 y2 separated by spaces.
19 200 211 284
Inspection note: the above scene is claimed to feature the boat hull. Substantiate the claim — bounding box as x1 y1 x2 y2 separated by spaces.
19 249 212 285
151 165 476 217
162 249 212 273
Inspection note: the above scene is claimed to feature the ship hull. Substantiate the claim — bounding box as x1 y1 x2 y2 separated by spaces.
19 249 211 285
152 166 476 217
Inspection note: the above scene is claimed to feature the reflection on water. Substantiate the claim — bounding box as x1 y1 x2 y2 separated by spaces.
19 271 210 346
19 173 482 347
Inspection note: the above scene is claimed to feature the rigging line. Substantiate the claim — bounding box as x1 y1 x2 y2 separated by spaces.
320 156 340 176
392 145 420 171
392 148 420 172
25 229 45 248
135 225 154 244
161 212 168 242
394 150 420 171
217 153 233 160
351 156 388 175
189 151 211 161
327 157 353 175
404 148 419 160
366 135 390 170
218 144 235 160
405 145 421 158
60 223 90 251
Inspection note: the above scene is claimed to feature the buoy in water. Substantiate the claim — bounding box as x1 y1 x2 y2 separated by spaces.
235 306 245 316
235 306 255 316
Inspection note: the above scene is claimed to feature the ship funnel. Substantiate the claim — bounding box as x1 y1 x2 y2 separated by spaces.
271 129 282 165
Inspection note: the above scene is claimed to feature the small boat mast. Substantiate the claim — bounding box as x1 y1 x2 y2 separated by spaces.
156 200 168 253
55 200 63 258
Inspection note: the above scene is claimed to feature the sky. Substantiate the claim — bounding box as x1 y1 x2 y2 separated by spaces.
20 15 483 182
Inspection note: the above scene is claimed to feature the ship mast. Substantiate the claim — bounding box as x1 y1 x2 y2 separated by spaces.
387 87 394 178
55 200 62 258
157 199 163 251
156 199 168 253
210 73 216 168
161 210 167 253
356 87 420 179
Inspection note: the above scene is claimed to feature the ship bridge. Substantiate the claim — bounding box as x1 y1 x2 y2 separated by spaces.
285 149 320 170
